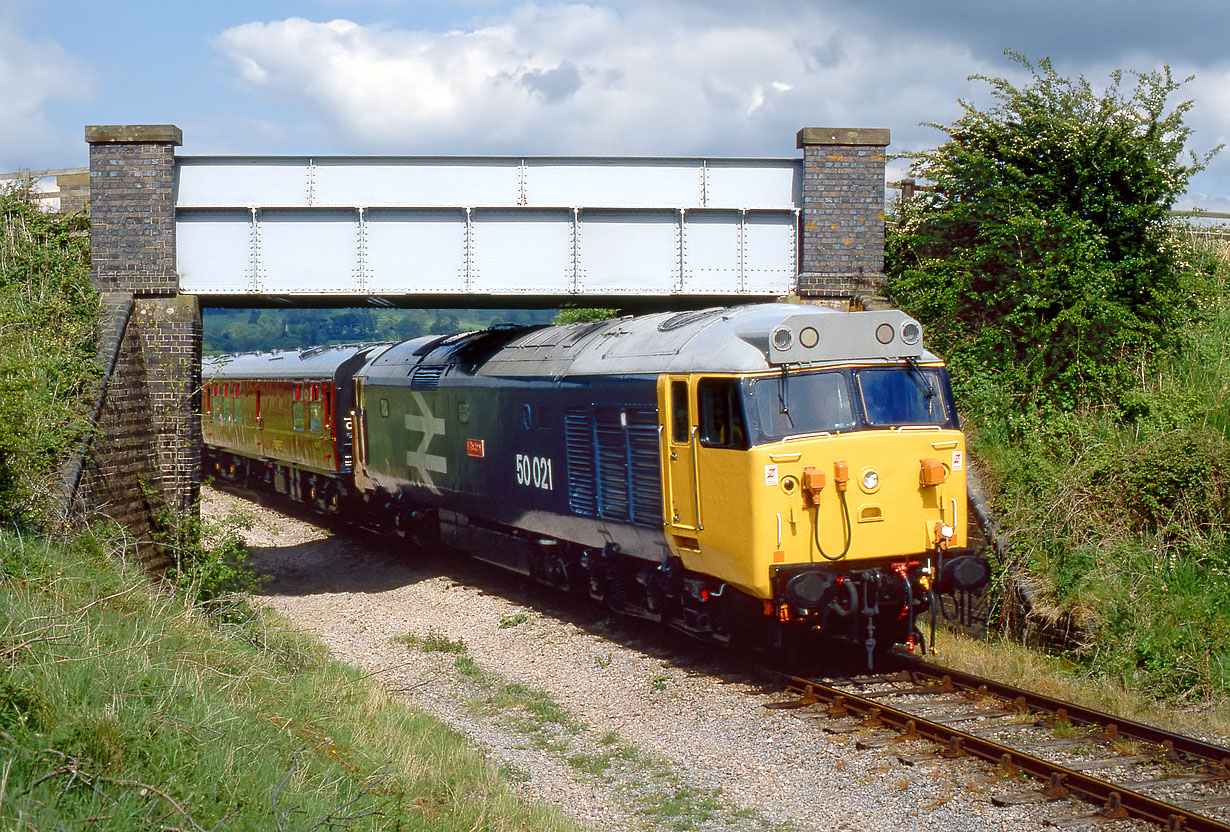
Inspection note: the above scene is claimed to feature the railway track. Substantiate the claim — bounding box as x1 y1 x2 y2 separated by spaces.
767 655 1230 831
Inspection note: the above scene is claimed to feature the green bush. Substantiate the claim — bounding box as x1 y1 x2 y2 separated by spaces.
159 503 265 627
0 186 96 525
551 307 620 324
971 271 1230 699
886 52 1221 411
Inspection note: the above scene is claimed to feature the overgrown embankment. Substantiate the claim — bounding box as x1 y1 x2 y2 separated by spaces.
959 242 1230 701
887 53 1230 703
0 188 96 526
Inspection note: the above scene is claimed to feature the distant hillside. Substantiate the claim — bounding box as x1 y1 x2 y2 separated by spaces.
202 307 558 355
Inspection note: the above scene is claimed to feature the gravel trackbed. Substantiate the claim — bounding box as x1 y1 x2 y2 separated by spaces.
204 486 1144 832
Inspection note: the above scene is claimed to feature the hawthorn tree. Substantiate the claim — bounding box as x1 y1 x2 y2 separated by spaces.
886 51 1220 410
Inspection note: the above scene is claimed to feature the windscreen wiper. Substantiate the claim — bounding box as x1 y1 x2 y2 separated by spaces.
777 366 796 428
904 356 937 400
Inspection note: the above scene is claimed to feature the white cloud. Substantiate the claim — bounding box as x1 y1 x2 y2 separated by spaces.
0 9 90 171
212 5 996 157
208 2 1230 206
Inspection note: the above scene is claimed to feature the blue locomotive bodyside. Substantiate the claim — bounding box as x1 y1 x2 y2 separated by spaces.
354 332 670 566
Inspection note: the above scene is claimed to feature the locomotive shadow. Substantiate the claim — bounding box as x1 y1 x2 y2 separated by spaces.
233 488 875 685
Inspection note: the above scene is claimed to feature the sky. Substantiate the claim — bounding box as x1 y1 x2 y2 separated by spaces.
2 0 1229 211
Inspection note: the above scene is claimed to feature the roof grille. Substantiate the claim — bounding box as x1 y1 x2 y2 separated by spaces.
410 364 446 390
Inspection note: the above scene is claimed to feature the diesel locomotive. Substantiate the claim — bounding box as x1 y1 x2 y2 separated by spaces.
203 303 988 664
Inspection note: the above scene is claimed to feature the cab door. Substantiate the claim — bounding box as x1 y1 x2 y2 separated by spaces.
659 376 700 531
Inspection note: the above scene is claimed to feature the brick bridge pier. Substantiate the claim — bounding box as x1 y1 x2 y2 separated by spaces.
62 124 892 565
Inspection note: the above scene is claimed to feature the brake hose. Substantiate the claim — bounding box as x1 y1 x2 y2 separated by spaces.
813 488 852 561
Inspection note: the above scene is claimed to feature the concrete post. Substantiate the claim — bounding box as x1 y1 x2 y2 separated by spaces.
795 127 890 299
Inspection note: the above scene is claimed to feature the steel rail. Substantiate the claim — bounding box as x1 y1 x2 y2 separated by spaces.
781 675 1230 832
893 655 1230 770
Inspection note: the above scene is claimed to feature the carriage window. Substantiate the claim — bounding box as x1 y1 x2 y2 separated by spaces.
292 401 305 431
457 401 470 424
697 378 748 449
670 381 689 443
379 398 390 418
308 402 322 433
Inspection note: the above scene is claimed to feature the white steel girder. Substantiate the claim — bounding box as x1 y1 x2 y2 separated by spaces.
175 156 801 300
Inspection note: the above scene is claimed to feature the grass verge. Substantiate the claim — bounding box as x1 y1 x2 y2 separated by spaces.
0 526 581 832
934 628 1230 739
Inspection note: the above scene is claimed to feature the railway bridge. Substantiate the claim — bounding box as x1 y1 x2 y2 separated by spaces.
64 123 893 563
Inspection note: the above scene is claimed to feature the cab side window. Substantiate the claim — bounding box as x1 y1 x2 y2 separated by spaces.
697 378 748 449
670 380 690 443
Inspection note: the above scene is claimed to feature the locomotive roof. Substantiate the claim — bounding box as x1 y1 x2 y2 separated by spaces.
360 303 937 381
202 342 392 380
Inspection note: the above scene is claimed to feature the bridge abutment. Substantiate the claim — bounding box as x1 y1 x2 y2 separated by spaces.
72 125 200 562
795 127 890 299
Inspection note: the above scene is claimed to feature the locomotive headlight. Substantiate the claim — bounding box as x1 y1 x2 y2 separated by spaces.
901 321 922 345
859 468 880 493
875 323 895 344
940 524 954 539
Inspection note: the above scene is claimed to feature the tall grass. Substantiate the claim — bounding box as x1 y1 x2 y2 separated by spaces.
0 524 582 831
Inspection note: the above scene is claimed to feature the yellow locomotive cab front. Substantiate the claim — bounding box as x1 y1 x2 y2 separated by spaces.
655 311 987 663
659 371 966 601
739 428 967 594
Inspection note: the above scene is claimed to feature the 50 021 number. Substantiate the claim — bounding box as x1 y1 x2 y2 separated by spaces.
515 454 554 490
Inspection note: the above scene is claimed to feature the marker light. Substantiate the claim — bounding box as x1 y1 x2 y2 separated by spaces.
875 323 895 344
940 524 954 539
771 327 793 351
862 470 879 490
